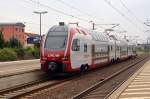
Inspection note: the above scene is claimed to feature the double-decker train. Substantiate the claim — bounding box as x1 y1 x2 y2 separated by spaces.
40 22 136 73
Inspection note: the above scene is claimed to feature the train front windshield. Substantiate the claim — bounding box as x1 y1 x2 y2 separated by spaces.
44 26 68 51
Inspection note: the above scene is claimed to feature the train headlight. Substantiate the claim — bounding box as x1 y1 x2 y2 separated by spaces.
42 57 47 60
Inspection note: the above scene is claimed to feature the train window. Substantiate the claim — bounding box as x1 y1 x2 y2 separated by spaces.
72 39 80 51
45 35 67 50
84 44 87 52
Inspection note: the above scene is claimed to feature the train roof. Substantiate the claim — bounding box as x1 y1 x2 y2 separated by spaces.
47 24 135 46
88 30 110 42
48 25 68 32
109 35 118 40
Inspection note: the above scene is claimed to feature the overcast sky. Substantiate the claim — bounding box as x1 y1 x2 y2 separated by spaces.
0 0 150 42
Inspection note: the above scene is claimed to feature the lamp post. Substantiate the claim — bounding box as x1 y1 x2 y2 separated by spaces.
34 11 48 59
33 11 48 42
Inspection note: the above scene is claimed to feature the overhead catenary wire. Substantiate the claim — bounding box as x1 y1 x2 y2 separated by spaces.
56 0 142 33
119 0 147 29
104 0 144 32
56 0 104 22
22 0 120 30
56 0 122 30
24 0 90 23
22 0 144 33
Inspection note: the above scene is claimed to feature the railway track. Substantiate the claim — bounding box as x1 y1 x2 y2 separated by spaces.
0 74 73 99
21 55 148 99
0 76 49 99
0 55 148 99
72 56 149 99
0 67 79 99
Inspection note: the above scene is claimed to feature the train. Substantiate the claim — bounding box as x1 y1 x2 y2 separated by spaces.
40 22 136 73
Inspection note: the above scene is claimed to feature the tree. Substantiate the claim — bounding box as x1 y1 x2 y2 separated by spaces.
0 31 5 48
34 43 40 48
8 37 22 48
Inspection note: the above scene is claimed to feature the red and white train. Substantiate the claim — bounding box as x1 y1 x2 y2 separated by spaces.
41 22 136 73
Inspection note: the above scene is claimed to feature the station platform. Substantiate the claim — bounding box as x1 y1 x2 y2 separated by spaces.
108 59 150 99
0 59 40 77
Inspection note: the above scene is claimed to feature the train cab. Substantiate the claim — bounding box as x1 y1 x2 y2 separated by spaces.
41 22 91 73
41 23 70 73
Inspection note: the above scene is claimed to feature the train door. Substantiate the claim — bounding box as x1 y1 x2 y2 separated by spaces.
82 40 92 67
115 41 120 60
71 38 82 69
109 44 116 61
120 45 128 58
71 37 92 69
77 37 91 67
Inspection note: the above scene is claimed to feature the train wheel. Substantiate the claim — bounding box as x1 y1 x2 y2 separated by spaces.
117 58 120 62
80 64 88 73
111 59 115 64
85 64 89 71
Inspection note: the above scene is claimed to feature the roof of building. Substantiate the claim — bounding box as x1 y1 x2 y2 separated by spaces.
24 32 39 37
0 22 25 27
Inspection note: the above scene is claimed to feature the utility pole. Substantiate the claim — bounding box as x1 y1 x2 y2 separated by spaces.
144 19 150 52
92 23 95 30
89 21 95 30
33 11 48 42
147 37 150 52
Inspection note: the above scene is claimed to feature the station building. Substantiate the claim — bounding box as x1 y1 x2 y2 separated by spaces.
0 22 39 48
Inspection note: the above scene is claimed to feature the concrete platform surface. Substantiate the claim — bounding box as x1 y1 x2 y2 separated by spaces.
108 59 150 99
0 59 40 77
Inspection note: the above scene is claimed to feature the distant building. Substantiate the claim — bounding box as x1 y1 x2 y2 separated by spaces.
0 22 39 48
137 44 150 52
24 33 39 48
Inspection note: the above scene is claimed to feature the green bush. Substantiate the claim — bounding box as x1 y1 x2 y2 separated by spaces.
0 48 17 61
0 47 40 62
24 48 34 59
24 47 32 51
13 48 25 59
24 47 40 59
32 48 40 59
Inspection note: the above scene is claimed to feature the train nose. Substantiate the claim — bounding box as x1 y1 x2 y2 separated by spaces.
48 62 58 72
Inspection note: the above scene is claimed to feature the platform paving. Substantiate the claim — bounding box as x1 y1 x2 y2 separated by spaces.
0 59 40 77
107 59 150 99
